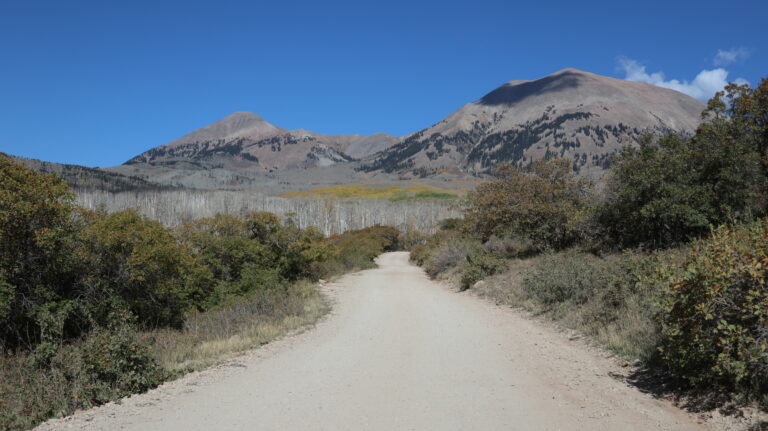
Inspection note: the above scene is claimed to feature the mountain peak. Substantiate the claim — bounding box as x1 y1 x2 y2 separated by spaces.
225 111 266 121
480 68 598 106
168 111 281 147
551 67 589 75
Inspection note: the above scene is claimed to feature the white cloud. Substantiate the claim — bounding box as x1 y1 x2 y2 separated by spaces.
714 47 750 66
618 57 748 101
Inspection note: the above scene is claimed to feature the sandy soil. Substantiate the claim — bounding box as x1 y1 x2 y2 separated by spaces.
37 252 720 431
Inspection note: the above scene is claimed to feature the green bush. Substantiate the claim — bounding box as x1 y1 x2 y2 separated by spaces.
599 80 768 249
324 226 401 273
521 251 617 307
76 209 211 329
0 155 82 348
460 249 507 290
0 316 163 431
464 159 591 250
80 314 164 401
659 219 768 396
180 214 275 288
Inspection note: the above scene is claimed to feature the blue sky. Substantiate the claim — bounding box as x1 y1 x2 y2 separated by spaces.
1 0 766 167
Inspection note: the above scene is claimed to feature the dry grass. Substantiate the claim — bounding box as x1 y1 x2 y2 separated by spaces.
153 280 329 374
280 183 465 200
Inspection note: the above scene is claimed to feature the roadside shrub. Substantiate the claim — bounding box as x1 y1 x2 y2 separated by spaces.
80 314 164 401
482 234 537 259
464 159 592 250
0 316 163 431
522 251 612 306
76 209 210 329
179 214 276 290
409 244 431 266
399 228 429 250
460 249 507 290
659 219 768 396
424 239 473 278
0 155 81 348
323 226 399 273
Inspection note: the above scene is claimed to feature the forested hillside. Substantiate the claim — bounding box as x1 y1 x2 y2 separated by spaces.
8 154 174 192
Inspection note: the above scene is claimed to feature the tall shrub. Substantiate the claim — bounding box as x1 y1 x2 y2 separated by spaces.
464 159 591 250
659 219 768 395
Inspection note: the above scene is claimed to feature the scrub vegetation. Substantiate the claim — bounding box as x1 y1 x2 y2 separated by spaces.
0 155 402 430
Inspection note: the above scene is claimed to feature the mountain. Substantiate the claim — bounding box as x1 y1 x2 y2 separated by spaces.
359 68 706 177
125 112 399 171
117 68 707 190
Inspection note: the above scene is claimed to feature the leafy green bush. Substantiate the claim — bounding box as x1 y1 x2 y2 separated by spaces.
0 155 82 348
76 209 211 329
180 214 274 288
659 219 768 396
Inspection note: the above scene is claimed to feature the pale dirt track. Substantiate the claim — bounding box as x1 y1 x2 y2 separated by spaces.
38 252 709 431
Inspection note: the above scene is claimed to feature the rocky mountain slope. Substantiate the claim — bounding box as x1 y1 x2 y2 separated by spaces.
124 112 399 171
360 68 706 178
111 68 707 189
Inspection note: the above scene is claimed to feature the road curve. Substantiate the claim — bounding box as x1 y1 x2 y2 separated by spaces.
38 252 706 431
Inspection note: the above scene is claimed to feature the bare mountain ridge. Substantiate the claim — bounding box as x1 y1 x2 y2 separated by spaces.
361 68 705 177
119 68 706 188
126 112 400 171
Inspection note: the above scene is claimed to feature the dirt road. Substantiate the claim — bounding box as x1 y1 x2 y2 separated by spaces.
38 252 708 430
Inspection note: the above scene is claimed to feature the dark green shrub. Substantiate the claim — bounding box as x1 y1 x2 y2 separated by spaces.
460 249 507 290
323 226 400 273
0 155 82 348
659 219 768 396
180 214 276 288
81 316 164 401
76 209 210 329
0 315 163 431
598 79 768 249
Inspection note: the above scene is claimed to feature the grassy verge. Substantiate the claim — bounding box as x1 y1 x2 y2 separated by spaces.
154 279 329 374
0 279 329 431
